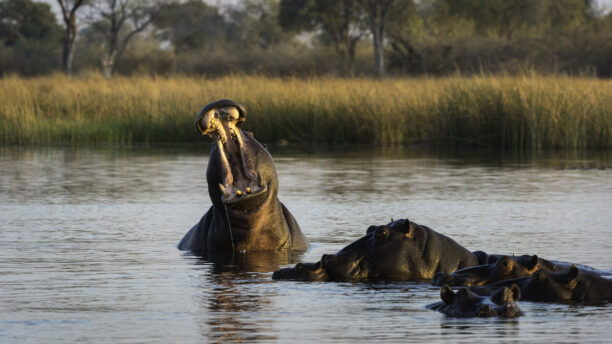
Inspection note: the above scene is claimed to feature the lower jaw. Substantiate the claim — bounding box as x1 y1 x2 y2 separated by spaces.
223 192 267 213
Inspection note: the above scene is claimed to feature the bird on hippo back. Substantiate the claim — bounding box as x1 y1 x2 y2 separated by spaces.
178 99 309 253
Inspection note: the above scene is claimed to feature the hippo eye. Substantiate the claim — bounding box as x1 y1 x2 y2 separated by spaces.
295 263 303 271
375 228 389 240
498 259 512 270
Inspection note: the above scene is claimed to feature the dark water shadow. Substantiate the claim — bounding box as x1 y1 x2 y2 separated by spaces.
439 316 521 337
181 250 306 343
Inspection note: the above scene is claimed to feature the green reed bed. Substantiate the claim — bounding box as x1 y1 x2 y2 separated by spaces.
1 74 610 149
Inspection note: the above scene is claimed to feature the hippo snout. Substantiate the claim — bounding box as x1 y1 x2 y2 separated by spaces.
500 303 522 317
477 304 496 317
272 267 293 280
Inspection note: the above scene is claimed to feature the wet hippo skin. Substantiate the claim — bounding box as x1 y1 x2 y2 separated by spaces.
433 254 603 287
469 265 612 303
427 284 523 318
432 254 542 286
273 218 481 281
178 99 309 252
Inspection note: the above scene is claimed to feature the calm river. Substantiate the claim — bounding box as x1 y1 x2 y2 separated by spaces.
1 145 611 343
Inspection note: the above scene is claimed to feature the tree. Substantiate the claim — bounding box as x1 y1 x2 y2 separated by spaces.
0 0 63 75
88 0 157 78
152 0 224 51
279 0 365 75
0 0 61 46
357 0 412 76
57 0 86 76
437 0 595 38
232 0 290 50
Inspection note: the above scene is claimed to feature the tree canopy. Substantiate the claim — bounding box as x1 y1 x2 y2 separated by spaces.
0 0 61 46
1 0 611 77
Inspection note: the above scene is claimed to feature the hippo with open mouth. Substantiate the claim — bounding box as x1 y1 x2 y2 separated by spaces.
178 99 309 252
273 218 484 281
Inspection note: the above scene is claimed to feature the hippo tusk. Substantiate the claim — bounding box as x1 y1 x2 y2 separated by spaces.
219 183 230 198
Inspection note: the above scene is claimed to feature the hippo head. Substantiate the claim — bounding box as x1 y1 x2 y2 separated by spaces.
318 219 423 281
520 265 580 301
196 99 278 216
433 254 540 287
433 284 523 317
272 261 330 281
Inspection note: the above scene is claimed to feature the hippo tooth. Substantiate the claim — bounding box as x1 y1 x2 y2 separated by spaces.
236 190 242 196
258 173 264 187
219 183 230 198
245 187 251 193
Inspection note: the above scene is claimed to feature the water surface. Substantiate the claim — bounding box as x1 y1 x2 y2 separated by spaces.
1 146 611 343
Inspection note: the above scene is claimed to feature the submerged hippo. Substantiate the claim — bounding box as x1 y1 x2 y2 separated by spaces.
273 218 483 281
520 265 612 302
433 254 602 287
470 265 612 303
178 99 309 252
427 284 523 318
432 254 542 286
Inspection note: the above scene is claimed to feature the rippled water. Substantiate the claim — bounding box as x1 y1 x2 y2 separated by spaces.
1 146 611 343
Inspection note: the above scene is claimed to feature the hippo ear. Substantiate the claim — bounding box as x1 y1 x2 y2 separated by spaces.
565 264 579 284
403 221 414 239
441 285 455 304
487 255 500 264
491 287 508 305
509 284 521 301
526 255 539 270
472 251 489 265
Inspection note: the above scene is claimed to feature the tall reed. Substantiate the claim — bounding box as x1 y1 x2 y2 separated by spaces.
1 74 610 149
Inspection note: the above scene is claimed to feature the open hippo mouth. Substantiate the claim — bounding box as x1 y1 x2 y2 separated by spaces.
196 99 269 211
221 182 268 211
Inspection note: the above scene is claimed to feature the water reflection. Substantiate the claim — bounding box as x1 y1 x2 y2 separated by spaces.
439 318 520 340
183 251 305 343
1 146 611 343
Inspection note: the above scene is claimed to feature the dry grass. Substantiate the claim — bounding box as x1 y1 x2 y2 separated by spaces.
1 73 610 149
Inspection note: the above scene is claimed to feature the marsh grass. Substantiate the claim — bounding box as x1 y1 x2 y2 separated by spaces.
1 74 610 149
